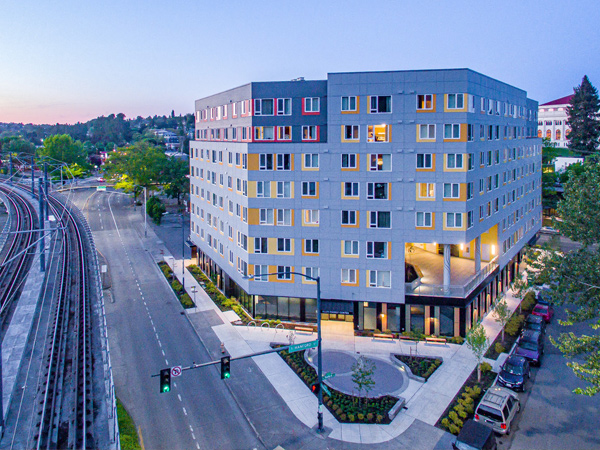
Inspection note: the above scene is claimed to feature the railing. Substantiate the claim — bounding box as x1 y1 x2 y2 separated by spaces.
406 256 499 298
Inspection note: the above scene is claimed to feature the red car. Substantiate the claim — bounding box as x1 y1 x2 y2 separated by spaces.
532 303 553 323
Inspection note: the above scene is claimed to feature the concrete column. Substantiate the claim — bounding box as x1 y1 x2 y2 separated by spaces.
474 236 481 273
443 244 451 287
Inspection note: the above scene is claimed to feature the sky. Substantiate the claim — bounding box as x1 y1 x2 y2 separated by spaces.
1 0 599 125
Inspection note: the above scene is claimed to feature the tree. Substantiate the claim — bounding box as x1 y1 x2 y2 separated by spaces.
567 76 600 157
0 136 35 155
162 157 189 205
524 159 600 395
351 356 376 406
492 297 511 342
37 134 88 167
465 321 488 383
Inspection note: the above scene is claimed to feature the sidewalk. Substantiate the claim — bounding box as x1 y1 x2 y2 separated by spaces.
158 251 525 445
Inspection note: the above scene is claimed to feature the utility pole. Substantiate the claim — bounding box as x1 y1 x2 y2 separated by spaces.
38 178 45 272
31 156 35 195
181 213 185 290
43 163 49 220
144 187 147 237
8 156 12 185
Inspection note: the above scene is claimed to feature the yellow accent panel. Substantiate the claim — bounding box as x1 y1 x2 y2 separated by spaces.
443 124 468 143
248 265 255 276
267 238 278 255
416 94 436 113
442 213 467 231
340 125 360 143
443 94 468 113
443 154 468 173
247 208 259 225
341 271 359 287
416 154 436 172
366 96 370 114
416 125 435 143
301 182 319 199
248 181 257 198
481 224 498 246
415 213 435 230
416 183 436 201
268 265 294 283
443 183 467 202
341 96 360 114
247 154 259 171
388 242 392 259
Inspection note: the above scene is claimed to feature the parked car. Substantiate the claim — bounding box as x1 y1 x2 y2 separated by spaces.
474 386 520 435
513 330 544 366
532 303 553 323
523 314 546 337
497 355 530 392
540 226 560 235
97 177 106 182
453 419 497 450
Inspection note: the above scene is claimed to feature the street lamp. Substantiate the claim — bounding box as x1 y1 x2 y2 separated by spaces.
244 271 324 432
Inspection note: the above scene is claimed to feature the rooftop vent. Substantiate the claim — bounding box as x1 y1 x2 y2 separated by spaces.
291 77 305 82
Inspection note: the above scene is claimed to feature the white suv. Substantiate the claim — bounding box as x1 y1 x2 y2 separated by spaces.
474 386 520 434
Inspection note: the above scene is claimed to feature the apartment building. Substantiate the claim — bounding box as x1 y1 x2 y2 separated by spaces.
189 69 542 337
537 94 573 147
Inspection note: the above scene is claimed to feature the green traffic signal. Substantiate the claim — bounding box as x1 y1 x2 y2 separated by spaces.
160 368 171 393
221 356 231 379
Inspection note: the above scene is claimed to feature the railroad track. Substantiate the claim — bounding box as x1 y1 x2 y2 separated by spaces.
0 185 38 331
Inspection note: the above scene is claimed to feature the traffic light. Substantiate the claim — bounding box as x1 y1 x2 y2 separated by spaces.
220 356 231 379
310 382 320 395
160 368 171 393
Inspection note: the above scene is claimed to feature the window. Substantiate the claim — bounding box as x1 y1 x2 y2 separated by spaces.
259 153 273 170
302 125 318 140
259 208 274 225
304 153 319 168
341 96 357 112
366 241 387 259
368 153 391 171
446 213 463 228
303 209 319 224
467 182 474 200
276 181 291 198
414 210 432 227
277 98 291 115
255 264 269 282
367 182 389 200
277 209 292 225
446 154 464 169
341 269 357 284
367 124 390 142
419 124 436 140
277 266 291 280
344 182 359 197
304 239 319 254
305 267 319 279
304 97 320 113
341 210 357 225
277 238 291 252
417 153 433 169
369 95 391 113
254 98 274 116
467 211 474 229
467 124 474 141
344 125 359 140
417 94 433 110
343 240 359 255
444 124 460 139
341 153 357 169
369 270 391 288
254 237 268 253
443 183 460 198
278 126 291 140
418 183 435 199
447 93 464 109
302 181 317 196
257 181 271 198
276 154 291 170
369 211 391 228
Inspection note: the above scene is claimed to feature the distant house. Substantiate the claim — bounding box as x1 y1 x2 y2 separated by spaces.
537 95 573 148
152 129 181 151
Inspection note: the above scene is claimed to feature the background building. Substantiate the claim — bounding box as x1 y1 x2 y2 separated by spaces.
537 95 573 147
189 69 542 337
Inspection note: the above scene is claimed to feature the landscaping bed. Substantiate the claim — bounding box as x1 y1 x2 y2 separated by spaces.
355 329 464 344
158 261 195 309
435 365 496 435
278 348 398 424
485 291 536 360
394 354 442 380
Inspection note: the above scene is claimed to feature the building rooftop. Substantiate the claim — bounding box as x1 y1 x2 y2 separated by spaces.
540 94 574 107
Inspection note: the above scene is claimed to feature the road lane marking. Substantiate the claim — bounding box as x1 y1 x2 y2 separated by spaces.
189 425 194 432
182 407 187 416
161 350 165 356
196 443 199 449
191 433 196 440
178 394 182 402
165 360 169 366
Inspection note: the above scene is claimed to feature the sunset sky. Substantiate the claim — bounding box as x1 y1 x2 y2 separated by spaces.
1 0 599 125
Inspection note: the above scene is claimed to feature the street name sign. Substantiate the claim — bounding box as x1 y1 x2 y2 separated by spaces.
96 185 107 191
288 340 318 353
322 385 332 397
323 372 335 380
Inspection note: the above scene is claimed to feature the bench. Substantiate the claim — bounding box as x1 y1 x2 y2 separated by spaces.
425 337 447 345
295 326 314 334
373 333 395 341
399 335 419 342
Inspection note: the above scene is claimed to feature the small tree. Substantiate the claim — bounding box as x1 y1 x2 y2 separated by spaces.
492 297 511 342
351 356 376 406
465 321 488 383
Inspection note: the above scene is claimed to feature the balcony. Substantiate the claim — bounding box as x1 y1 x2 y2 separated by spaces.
405 247 498 298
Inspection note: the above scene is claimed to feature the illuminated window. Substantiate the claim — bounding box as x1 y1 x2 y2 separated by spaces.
367 124 390 142
368 154 391 171
278 126 291 140
417 94 433 110
418 183 435 199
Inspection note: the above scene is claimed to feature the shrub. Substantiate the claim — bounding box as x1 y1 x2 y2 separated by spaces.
505 314 525 336
348 413 355 422
327 400 333 408
374 329 381 334
472 386 482 396
376 414 384 423
171 280 183 292
480 362 492 373
180 293 194 308
340 413 347 422
332 404 339 411
357 413 365 421
450 336 464 344
441 418 450 429
366 413 374 422
449 424 460 435
495 342 506 354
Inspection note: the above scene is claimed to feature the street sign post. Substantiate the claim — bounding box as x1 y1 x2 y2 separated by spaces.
171 366 182 378
322 385 332 397
288 340 319 353
323 372 335 380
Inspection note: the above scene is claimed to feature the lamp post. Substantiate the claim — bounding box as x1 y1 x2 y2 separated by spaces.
244 271 323 432
181 213 185 290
